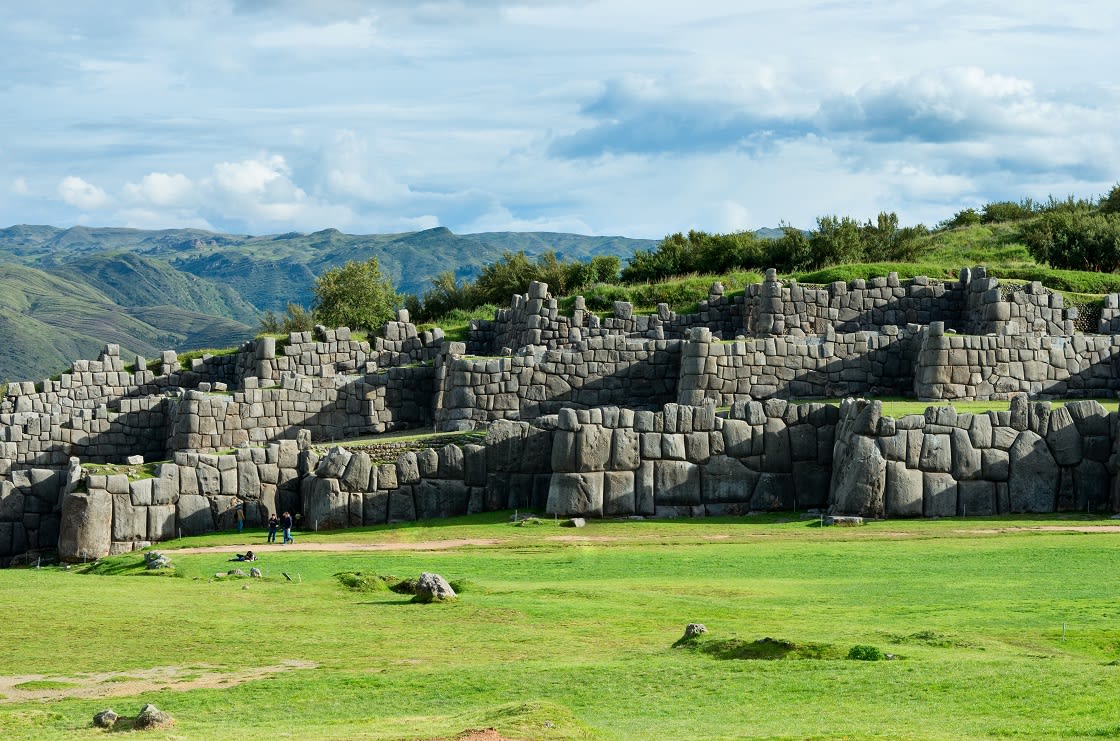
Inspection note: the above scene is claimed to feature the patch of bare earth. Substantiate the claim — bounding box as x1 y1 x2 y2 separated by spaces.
957 525 1120 535
428 730 524 741
0 660 317 702
171 539 500 554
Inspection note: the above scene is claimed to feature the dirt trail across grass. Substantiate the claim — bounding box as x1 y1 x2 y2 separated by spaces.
164 523 1120 556
170 538 503 554
0 660 317 703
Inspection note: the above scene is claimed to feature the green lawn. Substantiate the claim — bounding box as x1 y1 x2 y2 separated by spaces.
3 514 1120 739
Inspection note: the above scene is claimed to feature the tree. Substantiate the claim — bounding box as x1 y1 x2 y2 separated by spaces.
1101 184 1120 215
809 215 864 269
312 257 399 332
258 303 315 335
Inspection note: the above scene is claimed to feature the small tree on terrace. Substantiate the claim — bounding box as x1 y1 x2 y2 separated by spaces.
312 257 400 332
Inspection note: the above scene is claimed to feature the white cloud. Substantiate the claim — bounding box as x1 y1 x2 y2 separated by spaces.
11 177 29 195
57 176 111 210
251 16 377 50
122 172 195 207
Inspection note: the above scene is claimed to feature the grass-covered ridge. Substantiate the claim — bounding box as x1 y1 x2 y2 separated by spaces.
4 514 1120 739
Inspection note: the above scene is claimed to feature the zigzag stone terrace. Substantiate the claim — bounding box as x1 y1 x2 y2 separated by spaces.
2 266 1119 563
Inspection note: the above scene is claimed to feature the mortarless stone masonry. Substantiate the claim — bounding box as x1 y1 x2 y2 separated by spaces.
0 268 1117 562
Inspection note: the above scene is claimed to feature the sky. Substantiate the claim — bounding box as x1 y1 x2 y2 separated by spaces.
2 1 1118 239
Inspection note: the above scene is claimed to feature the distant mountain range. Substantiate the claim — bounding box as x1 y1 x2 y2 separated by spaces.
0 224 788 383
0 225 661 382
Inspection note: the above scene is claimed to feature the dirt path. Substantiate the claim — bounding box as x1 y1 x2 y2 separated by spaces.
170 538 502 554
159 523 1120 557
0 660 317 703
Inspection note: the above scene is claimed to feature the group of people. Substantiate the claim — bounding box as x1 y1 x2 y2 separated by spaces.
229 502 294 545
266 512 295 544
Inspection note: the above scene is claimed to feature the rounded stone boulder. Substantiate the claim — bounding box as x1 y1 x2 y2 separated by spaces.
413 572 456 603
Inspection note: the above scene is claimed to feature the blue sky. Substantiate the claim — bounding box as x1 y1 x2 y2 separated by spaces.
2 1 1117 238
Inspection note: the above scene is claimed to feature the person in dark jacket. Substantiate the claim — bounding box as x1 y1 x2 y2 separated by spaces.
281 511 294 545
266 513 279 544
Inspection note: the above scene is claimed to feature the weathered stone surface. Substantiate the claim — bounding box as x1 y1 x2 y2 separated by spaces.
396 452 420 484
1045 405 1082 466
134 703 174 730
751 472 793 511
414 479 470 520
388 488 416 521
981 448 1009 481
112 495 147 541
362 491 389 524
885 461 923 517
700 455 756 503
340 452 372 492
603 471 636 515
437 445 465 479
546 472 604 516
414 572 456 603
950 429 981 480
829 434 885 517
958 480 996 516
92 709 118 729
317 446 352 479
653 460 700 506
793 462 831 509
577 425 612 472
59 490 112 562
300 474 348 529
923 472 957 517
919 434 951 473
1007 430 1058 513
177 494 213 534
148 504 176 541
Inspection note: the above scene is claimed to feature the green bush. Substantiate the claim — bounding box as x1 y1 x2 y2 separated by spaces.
847 644 884 661
334 572 395 592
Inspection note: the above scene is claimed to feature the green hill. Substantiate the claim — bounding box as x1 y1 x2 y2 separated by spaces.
0 225 658 382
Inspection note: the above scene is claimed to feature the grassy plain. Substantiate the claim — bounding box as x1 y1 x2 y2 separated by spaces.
3 514 1120 739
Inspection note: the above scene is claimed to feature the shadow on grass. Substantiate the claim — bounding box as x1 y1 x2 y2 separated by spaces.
675 635 844 660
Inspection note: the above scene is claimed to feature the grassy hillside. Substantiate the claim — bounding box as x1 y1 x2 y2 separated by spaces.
0 225 657 382
2 515 1120 739
0 263 253 381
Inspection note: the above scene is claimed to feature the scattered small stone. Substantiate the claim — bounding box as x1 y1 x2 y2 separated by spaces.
683 623 707 638
228 568 245 577
824 515 864 527
92 709 118 728
125 455 144 465
562 517 586 528
413 572 456 603
144 552 172 569
250 567 262 578
134 703 174 730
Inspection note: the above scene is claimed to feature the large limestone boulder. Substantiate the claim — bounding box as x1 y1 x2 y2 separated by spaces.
59 490 113 562
301 474 348 529
1008 430 1059 512
885 461 923 517
546 472 604 516
828 433 886 518
413 572 456 603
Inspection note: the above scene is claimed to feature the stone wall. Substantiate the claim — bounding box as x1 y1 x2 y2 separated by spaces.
435 335 682 431
546 401 838 518
166 366 435 451
913 322 1120 400
677 325 921 405
56 419 553 561
963 267 1076 336
829 397 1113 518
744 270 967 336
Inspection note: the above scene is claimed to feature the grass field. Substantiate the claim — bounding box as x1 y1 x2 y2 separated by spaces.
3 514 1120 740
